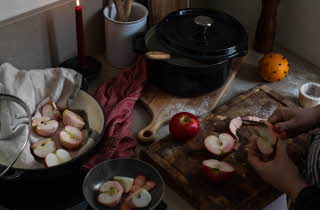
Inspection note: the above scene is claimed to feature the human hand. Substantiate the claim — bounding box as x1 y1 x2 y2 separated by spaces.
268 106 320 137
248 138 307 200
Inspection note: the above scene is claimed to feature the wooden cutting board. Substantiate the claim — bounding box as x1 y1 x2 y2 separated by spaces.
148 0 189 25
138 57 244 143
141 85 312 210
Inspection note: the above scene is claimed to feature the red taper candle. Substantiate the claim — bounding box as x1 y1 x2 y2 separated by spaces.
75 0 87 66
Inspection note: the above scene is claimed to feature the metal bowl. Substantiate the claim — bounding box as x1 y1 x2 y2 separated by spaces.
83 158 165 210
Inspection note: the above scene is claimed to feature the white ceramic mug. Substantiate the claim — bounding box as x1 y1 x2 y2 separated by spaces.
103 3 148 68
299 82 320 108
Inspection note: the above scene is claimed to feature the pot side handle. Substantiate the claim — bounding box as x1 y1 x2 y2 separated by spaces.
0 169 23 181
133 33 148 54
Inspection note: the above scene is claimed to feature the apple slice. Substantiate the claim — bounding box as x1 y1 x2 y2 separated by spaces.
45 149 72 167
62 110 85 129
32 117 58 137
56 149 72 163
127 188 152 208
42 101 61 120
113 176 134 193
97 181 123 207
45 153 60 167
59 126 83 150
201 159 235 183
31 138 56 158
204 133 235 156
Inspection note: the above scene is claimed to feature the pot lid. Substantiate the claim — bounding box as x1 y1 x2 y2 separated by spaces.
156 8 248 61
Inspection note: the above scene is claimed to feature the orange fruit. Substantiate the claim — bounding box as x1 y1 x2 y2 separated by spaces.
259 53 289 82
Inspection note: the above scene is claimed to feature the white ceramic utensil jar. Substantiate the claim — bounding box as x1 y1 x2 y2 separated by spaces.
104 2 148 68
299 82 320 108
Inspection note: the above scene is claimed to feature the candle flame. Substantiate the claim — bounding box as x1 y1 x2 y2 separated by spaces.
76 0 80 6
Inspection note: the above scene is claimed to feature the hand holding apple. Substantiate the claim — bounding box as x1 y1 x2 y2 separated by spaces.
169 112 200 140
248 139 307 200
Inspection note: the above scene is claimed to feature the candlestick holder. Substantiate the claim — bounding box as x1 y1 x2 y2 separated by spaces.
59 56 101 81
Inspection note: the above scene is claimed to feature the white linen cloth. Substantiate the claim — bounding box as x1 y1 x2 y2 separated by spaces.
0 63 82 169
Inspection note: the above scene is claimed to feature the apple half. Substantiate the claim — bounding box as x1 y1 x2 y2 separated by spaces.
59 126 84 150
201 159 235 184
127 188 152 208
204 133 235 156
113 176 134 193
31 138 56 158
97 181 124 207
32 117 58 137
45 149 72 167
62 110 85 129
42 101 61 121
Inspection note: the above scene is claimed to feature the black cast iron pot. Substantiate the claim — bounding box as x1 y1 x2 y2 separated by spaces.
135 8 248 97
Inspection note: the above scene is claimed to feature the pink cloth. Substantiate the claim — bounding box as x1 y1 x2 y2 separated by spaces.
82 57 148 170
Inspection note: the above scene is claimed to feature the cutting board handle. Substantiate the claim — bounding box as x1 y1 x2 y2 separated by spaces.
138 120 164 143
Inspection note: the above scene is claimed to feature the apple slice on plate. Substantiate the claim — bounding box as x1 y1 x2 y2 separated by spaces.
45 149 72 167
42 101 61 120
204 133 235 156
31 138 56 158
63 110 85 129
32 117 58 137
113 176 134 193
59 126 84 150
201 159 235 184
97 181 124 207
127 188 152 208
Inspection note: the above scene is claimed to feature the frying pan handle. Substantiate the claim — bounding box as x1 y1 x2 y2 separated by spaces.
0 170 23 181
133 33 148 54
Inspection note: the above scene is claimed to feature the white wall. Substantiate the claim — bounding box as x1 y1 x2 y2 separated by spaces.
0 0 61 21
191 0 320 68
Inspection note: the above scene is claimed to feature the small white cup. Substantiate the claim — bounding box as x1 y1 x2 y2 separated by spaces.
299 82 320 108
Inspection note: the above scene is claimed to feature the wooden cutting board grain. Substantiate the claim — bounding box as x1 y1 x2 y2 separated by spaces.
138 57 244 143
141 85 311 210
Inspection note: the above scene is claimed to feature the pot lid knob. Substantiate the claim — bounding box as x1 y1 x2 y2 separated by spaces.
194 16 214 28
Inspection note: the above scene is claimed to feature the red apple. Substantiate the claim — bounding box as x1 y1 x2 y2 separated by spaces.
202 159 235 183
169 112 200 140
204 133 235 156
31 138 56 158
62 110 85 129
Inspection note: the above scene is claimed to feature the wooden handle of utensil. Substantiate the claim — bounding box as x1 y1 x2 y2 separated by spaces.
254 0 280 53
124 0 133 21
113 0 126 22
138 119 164 143
145 51 172 60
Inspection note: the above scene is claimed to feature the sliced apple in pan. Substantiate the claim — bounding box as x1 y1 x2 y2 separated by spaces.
59 126 83 150
62 110 85 129
97 181 124 207
113 176 134 193
127 188 152 208
32 117 58 137
204 133 235 156
42 101 61 120
31 138 56 158
45 149 72 167
201 159 235 184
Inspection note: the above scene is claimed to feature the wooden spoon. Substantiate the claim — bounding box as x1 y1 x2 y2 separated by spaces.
124 0 133 21
145 51 172 60
113 0 126 21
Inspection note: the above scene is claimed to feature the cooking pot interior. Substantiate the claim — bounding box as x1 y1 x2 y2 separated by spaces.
0 91 105 170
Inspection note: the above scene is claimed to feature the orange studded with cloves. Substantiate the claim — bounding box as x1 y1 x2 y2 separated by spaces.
259 53 289 82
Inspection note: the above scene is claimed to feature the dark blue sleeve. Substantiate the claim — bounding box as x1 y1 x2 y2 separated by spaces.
295 186 320 210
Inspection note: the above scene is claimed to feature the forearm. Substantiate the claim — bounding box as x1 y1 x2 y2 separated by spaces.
294 185 320 210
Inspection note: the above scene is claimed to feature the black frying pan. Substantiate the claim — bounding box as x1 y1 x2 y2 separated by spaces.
83 158 165 210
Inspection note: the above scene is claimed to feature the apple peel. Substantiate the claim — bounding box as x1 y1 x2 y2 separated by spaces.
229 117 242 140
